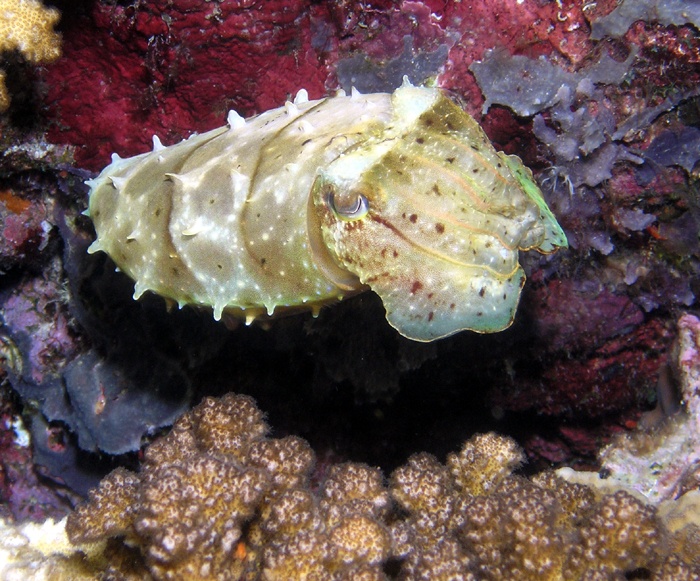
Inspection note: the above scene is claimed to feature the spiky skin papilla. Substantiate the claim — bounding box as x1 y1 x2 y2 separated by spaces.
87 82 566 341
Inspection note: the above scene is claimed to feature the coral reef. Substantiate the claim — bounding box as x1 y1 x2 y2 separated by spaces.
64 393 395 579
13 392 689 579
1 0 700 554
457 0 700 457
0 0 62 111
0 516 101 580
578 313 700 503
41 0 659 172
0 386 74 522
590 0 700 40
0 214 196 458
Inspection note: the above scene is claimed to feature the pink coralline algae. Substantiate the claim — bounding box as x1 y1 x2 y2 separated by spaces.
486 274 671 419
0 187 52 271
0 258 80 386
41 0 612 171
44 1 327 170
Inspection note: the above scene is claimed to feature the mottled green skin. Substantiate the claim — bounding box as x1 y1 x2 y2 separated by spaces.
87 84 566 341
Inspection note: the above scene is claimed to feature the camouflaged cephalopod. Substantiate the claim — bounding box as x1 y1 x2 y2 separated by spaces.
86 81 567 341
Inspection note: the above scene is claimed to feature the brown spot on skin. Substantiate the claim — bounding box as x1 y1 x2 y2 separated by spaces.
172 267 179 276
479 287 485 297
449 303 455 309
155 208 161 217
427 292 434 299
343 221 364 232
435 223 445 234
428 311 434 322
431 185 441 196
409 214 418 223
446 157 455 164
410 281 423 294
477 311 483 316
503 294 507 300
365 271 390 284
260 258 266 266
416 137 425 144
393 250 398 258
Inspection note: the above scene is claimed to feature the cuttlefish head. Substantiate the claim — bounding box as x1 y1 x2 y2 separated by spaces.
309 86 567 342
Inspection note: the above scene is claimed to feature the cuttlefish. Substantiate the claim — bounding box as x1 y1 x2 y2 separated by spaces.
86 80 567 341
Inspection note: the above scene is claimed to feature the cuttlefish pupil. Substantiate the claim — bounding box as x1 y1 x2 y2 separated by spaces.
327 187 370 221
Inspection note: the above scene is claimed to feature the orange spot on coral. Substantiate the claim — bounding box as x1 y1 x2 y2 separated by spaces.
646 224 666 240
0 190 31 214
235 541 247 560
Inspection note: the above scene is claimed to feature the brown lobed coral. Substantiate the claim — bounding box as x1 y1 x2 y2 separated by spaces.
0 0 62 111
57 392 700 580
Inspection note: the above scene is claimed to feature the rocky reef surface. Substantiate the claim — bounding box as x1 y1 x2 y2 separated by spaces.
0 0 699 577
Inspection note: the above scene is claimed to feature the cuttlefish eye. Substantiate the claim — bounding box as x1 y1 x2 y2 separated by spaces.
326 186 370 221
